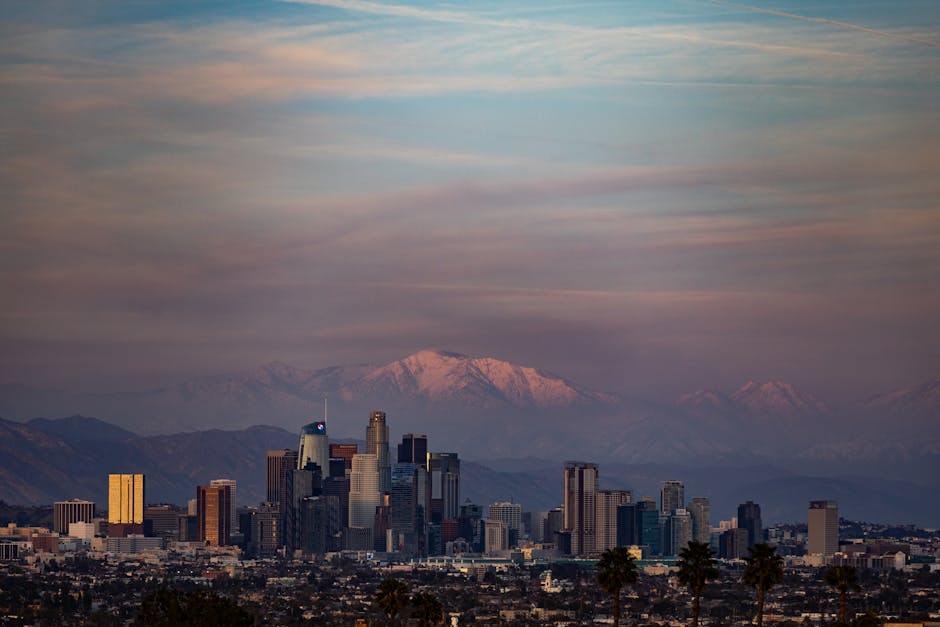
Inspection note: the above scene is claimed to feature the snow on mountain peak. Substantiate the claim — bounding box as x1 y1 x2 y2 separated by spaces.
730 379 827 415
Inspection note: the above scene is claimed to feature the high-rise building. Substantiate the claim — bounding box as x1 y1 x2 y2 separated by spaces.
248 503 282 556
483 519 509 555
209 479 237 537
543 507 565 546
487 501 523 546
737 501 763 549
616 503 637 547
720 527 749 559
266 449 298 508
108 474 145 536
687 497 711 544
390 463 421 554
348 453 380 550
563 461 598 556
144 505 182 538
663 508 692 556
298 421 330 477
398 433 428 464
366 411 391 493
596 490 632 552
197 483 232 546
661 480 684 516
54 499 95 535
808 500 839 556
428 452 460 522
329 443 357 472
636 497 661 556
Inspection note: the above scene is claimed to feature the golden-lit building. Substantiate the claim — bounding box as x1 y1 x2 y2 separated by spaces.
197 484 232 546
108 474 145 525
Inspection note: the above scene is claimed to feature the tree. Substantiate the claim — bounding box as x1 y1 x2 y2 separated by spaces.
824 565 860 625
374 578 409 626
677 541 720 627
596 547 639 627
411 591 444 626
136 589 255 626
742 543 784 627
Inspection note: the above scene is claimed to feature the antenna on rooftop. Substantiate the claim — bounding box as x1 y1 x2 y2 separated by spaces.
323 395 328 422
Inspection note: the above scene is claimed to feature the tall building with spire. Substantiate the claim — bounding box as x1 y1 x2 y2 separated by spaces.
563 461 598 556
366 411 391 493
298 420 330 476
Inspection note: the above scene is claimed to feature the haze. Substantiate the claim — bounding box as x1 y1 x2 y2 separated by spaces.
1 0 938 403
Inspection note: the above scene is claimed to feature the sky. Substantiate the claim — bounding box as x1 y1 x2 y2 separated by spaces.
1 0 938 403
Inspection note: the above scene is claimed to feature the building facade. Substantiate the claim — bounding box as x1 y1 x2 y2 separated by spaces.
196 483 232 546
54 499 95 535
563 461 598 556
366 412 391 494
596 490 632 552
808 500 839 556
298 421 330 477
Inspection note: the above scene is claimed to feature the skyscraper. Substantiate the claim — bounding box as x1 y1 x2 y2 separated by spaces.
54 499 96 535
209 479 237 537
428 452 460 522
636 497 661 556
108 474 145 536
298 421 330 477
398 433 428 464
661 480 684 515
366 411 391 494
329 443 357 472
197 483 232 546
487 501 523 546
663 508 692 556
596 490 632 552
737 501 763 549
348 453 380 550
266 449 298 507
808 500 839 556
687 497 711 544
563 461 598 556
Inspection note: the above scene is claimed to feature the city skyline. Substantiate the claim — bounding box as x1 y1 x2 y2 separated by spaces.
1 1 938 405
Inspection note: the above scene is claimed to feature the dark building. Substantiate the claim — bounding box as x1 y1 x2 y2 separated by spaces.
637 498 661 556
543 507 565 545
285 464 323 555
54 499 96 535
249 503 282 557
720 527 749 559
737 501 763 549
428 452 460 523
178 514 199 542
459 501 484 552
144 505 182 538
266 449 298 517
397 434 428 464
616 503 637 547
329 443 358 472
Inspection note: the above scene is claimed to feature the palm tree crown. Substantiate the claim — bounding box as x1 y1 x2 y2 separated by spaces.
677 541 720 627
375 578 409 625
742 543 784 627
597 546 639 627
824 565 860 625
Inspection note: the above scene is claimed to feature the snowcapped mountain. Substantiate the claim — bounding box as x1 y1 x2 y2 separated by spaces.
342 348 616 408
675 388 736 413
729 380 829 416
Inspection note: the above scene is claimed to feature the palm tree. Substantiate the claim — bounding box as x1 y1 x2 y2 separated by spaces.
677 541 720 627
742 543 784 627
374 578 409 626
824 565 860 625
411 591 444 626
596 546 639 627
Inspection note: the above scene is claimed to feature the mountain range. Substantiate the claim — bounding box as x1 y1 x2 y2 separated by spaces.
1 348 937 520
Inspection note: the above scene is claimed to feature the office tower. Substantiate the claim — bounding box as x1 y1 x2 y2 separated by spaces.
563 461 598 556
808 500 839 556
144 505 182 538
483 519 509 555
329 443 358 472
596 490 632 552
298 421 330 477
663 508 692 556
720 527 749 559
108 474 145 536
197 483 232 546
487 501 523 547
660 480 684 515
286 464 323 554
687 497 711 544
348 453 380 550
616 503 637 547
391 463 421 554
636 497 661 556
209 479 237 537
374 495 393 552
459 501 484 552
249 503 282 557
737 501 763 549
54 499 95 535
428 452 460 521
398 433 428 464
267 449 298 507
366 411 391 493
544 507 565 545
299 496 334 555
